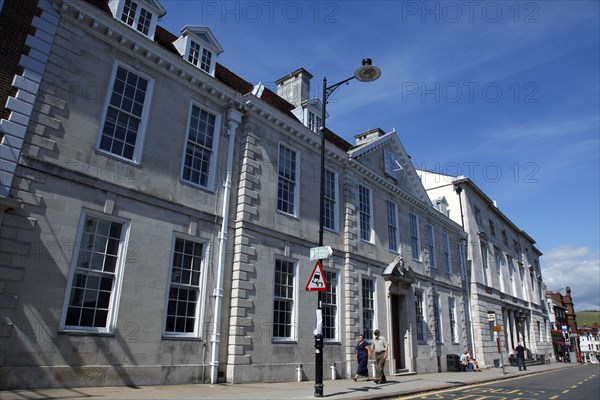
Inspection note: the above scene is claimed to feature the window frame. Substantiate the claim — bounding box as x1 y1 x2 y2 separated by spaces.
442 232 451 274
323 168 339 232
387 200 400 253
480 240 489 286
358 184 374 243
272 258 298 342
474 206 482 225
426 224 436 268
307 110 322 134
276 143 301 217
489 219 496 237
361 277 375 340
179 101 222 191
322 269 339 342
508 255 517 296
518 262 525 298
187 39 213 74
415 289 426 343
163 235 209 338
433 293 442 343
494 247 505 293
410 213 421 261
96 61 154 165
60 210 130 334
118 0 156 37
449 297 458 343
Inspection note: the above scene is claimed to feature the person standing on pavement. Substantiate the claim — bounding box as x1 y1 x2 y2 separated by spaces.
371 329 388 384
353 334 372 381
515 342 527 371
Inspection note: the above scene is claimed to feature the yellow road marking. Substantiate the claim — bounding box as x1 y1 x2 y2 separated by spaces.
401 369 582 399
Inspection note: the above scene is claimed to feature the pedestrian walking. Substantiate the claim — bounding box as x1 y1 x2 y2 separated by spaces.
514 342 527 371
371 329 388 384
353 334 372 381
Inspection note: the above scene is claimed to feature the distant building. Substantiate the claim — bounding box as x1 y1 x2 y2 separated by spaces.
417 171 553 367
577 323 599 363
548 287 579 360
547 295 569 361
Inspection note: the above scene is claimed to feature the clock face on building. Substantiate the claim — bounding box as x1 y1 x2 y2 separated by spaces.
384 149 402 181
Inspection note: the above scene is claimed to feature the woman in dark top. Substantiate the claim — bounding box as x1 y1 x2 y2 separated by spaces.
353 334 372 381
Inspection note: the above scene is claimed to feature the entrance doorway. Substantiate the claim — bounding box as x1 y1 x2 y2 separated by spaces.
391 294 406 372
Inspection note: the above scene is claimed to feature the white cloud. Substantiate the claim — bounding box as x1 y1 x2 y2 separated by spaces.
542 246 600 311
484 115 599 142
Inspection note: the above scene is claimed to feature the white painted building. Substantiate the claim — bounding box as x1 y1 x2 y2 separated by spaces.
417 171 553 367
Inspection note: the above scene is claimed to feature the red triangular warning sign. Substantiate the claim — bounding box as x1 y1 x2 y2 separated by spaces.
306 260 328 292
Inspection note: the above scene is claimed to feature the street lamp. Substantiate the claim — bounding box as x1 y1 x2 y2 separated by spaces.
314 58 381 398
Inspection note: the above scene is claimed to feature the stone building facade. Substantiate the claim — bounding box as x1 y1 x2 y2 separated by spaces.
418 172 553 367
2 0 470 390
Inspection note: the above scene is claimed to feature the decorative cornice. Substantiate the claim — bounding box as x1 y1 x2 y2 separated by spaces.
243 95 348 164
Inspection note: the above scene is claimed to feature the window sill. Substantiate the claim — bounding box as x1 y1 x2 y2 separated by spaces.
272 339 298 344
179 178 216 194
58 329 115 338
162 335 204 342
95 148 142 168
275 210 300 221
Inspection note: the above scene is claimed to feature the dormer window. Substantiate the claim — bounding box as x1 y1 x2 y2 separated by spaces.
174 26 223 77
121 0 149 34
435 197 449 216
108 0 165 39
298 99 324 134
188 41 212 73
308 110 322 133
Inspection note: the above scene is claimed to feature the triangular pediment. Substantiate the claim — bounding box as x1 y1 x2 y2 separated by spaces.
180 26 224 54
141 0 167 16
303 98 323 112
348 129 433 205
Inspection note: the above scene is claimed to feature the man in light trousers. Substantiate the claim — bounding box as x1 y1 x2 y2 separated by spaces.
371 329 388 384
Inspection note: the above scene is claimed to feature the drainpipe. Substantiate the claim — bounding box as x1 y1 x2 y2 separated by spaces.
210 109 243 384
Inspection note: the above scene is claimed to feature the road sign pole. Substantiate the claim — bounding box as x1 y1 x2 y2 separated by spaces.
496 333 506 375
315 288 323 397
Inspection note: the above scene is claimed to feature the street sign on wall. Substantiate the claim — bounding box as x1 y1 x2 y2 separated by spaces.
310 246 333 261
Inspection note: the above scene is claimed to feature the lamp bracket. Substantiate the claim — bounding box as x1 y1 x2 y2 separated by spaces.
324 76 355 103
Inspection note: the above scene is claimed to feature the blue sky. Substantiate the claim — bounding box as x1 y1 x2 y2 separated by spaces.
159 0 600 310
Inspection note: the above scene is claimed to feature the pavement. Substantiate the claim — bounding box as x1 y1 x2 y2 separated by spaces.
0 362 580 400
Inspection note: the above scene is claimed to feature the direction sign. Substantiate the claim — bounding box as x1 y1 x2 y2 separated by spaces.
493 325 502 332
305 260 328 292
310 246 333 261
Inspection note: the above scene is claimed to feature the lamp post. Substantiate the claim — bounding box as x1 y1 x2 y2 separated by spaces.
314 58 381 398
